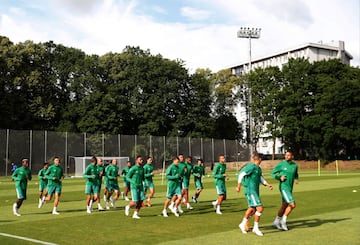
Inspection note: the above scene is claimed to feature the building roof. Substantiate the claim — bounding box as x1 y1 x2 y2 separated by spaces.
231 41 353 68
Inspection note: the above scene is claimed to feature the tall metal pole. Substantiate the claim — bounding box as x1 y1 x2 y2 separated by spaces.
248 36 253 157
237 27 261 158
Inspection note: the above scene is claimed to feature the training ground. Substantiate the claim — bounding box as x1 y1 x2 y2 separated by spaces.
0 163 359 245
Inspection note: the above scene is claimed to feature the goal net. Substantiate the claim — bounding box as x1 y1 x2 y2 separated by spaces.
71 156 129 177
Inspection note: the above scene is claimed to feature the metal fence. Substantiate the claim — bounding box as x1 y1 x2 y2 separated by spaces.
0 129 250 176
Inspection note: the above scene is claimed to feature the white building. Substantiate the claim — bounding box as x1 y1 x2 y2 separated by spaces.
231 40 353 155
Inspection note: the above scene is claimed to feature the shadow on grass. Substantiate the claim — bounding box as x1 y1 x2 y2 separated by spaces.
286 217 351 228
262 217 351 233
0 220 16 223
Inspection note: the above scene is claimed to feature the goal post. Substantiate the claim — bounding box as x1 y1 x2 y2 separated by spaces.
70 156 129 177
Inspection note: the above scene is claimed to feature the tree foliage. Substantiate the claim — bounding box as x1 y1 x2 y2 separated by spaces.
249 58 360 160
0 36 241 140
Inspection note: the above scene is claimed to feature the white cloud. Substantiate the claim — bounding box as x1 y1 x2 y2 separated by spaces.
0 0 358 72
180 6 211 21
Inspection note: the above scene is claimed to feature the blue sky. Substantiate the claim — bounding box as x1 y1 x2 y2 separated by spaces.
0 0 359 71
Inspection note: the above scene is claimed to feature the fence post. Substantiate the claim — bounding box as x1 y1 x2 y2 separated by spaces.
65 132 68 175
102 133 105 157
118 134 121 157
29 130 33 169
211 138 214 164
162 135 166 185
134 135 137 158
84 132 87 156
188 137 191 156
200 138 203 159
5 129 9 176
44 130 47 163
176 136 179 156
223 139 226 158
149 135 153 157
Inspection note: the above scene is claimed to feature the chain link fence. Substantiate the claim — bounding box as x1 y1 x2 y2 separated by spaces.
0 129 250 176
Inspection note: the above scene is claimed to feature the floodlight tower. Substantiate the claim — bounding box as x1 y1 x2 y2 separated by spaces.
237 27 261 157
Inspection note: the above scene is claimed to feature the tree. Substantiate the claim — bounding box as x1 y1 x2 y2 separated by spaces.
248 66 284 159
312 59 360 159
210 69 243 140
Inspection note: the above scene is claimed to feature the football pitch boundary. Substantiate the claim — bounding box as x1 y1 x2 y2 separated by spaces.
0 232 58 245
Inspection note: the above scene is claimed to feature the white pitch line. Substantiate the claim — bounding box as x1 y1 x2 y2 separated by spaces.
0 232 58 245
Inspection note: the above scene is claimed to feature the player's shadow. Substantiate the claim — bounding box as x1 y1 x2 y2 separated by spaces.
286 217 351 228
262 217 351 233
0 220 15 223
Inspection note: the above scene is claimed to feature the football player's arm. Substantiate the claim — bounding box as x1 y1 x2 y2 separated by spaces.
294 166 299 184
45 168 52 180
260 176 273 189
28 170 32 181
166 167 178 180
83 166 94 179
125 168 134 183
270 164 281 180
12 169 19 181
213 165 224 179
236 171 247 192
144 168 152 178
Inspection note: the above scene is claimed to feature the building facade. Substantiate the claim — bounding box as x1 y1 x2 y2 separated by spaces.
231 41 353 155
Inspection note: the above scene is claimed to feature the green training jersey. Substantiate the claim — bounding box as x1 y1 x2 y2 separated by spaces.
121 166 131 182
37 167 48 186
239 162 262 194
96 164 105 186
178 161 187 178
213 162 226 185
12 166 32 189
183 162 193 181
166 163 181 183
46 164 64 186
193 165 205 181
83 164 98 185
104 165 110 185
126 165 145 189
271 160 299 191
106 164 119 185
143 163 154 182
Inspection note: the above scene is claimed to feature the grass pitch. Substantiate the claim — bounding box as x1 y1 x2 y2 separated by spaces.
0 169 359 245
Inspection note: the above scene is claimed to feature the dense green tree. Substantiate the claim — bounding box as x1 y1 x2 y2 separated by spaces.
248 66 284 159
249 58 360 160
311 59 360 159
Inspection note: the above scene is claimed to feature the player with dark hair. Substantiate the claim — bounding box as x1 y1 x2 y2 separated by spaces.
44 156 64 215
236 153 273 236
212 154 228 214
84 156 100 213
271 150 299 231
38 162 49 208
12 158 32 216
121 161 132 201
182 156 193 210
125 156 145 219
95 157 105 211
192 158 205 203
169 154 186 214
162 156 182 217
105 158 120 209
144 156 155 207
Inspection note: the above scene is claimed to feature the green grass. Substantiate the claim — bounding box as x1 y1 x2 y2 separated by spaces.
0 169 360 245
